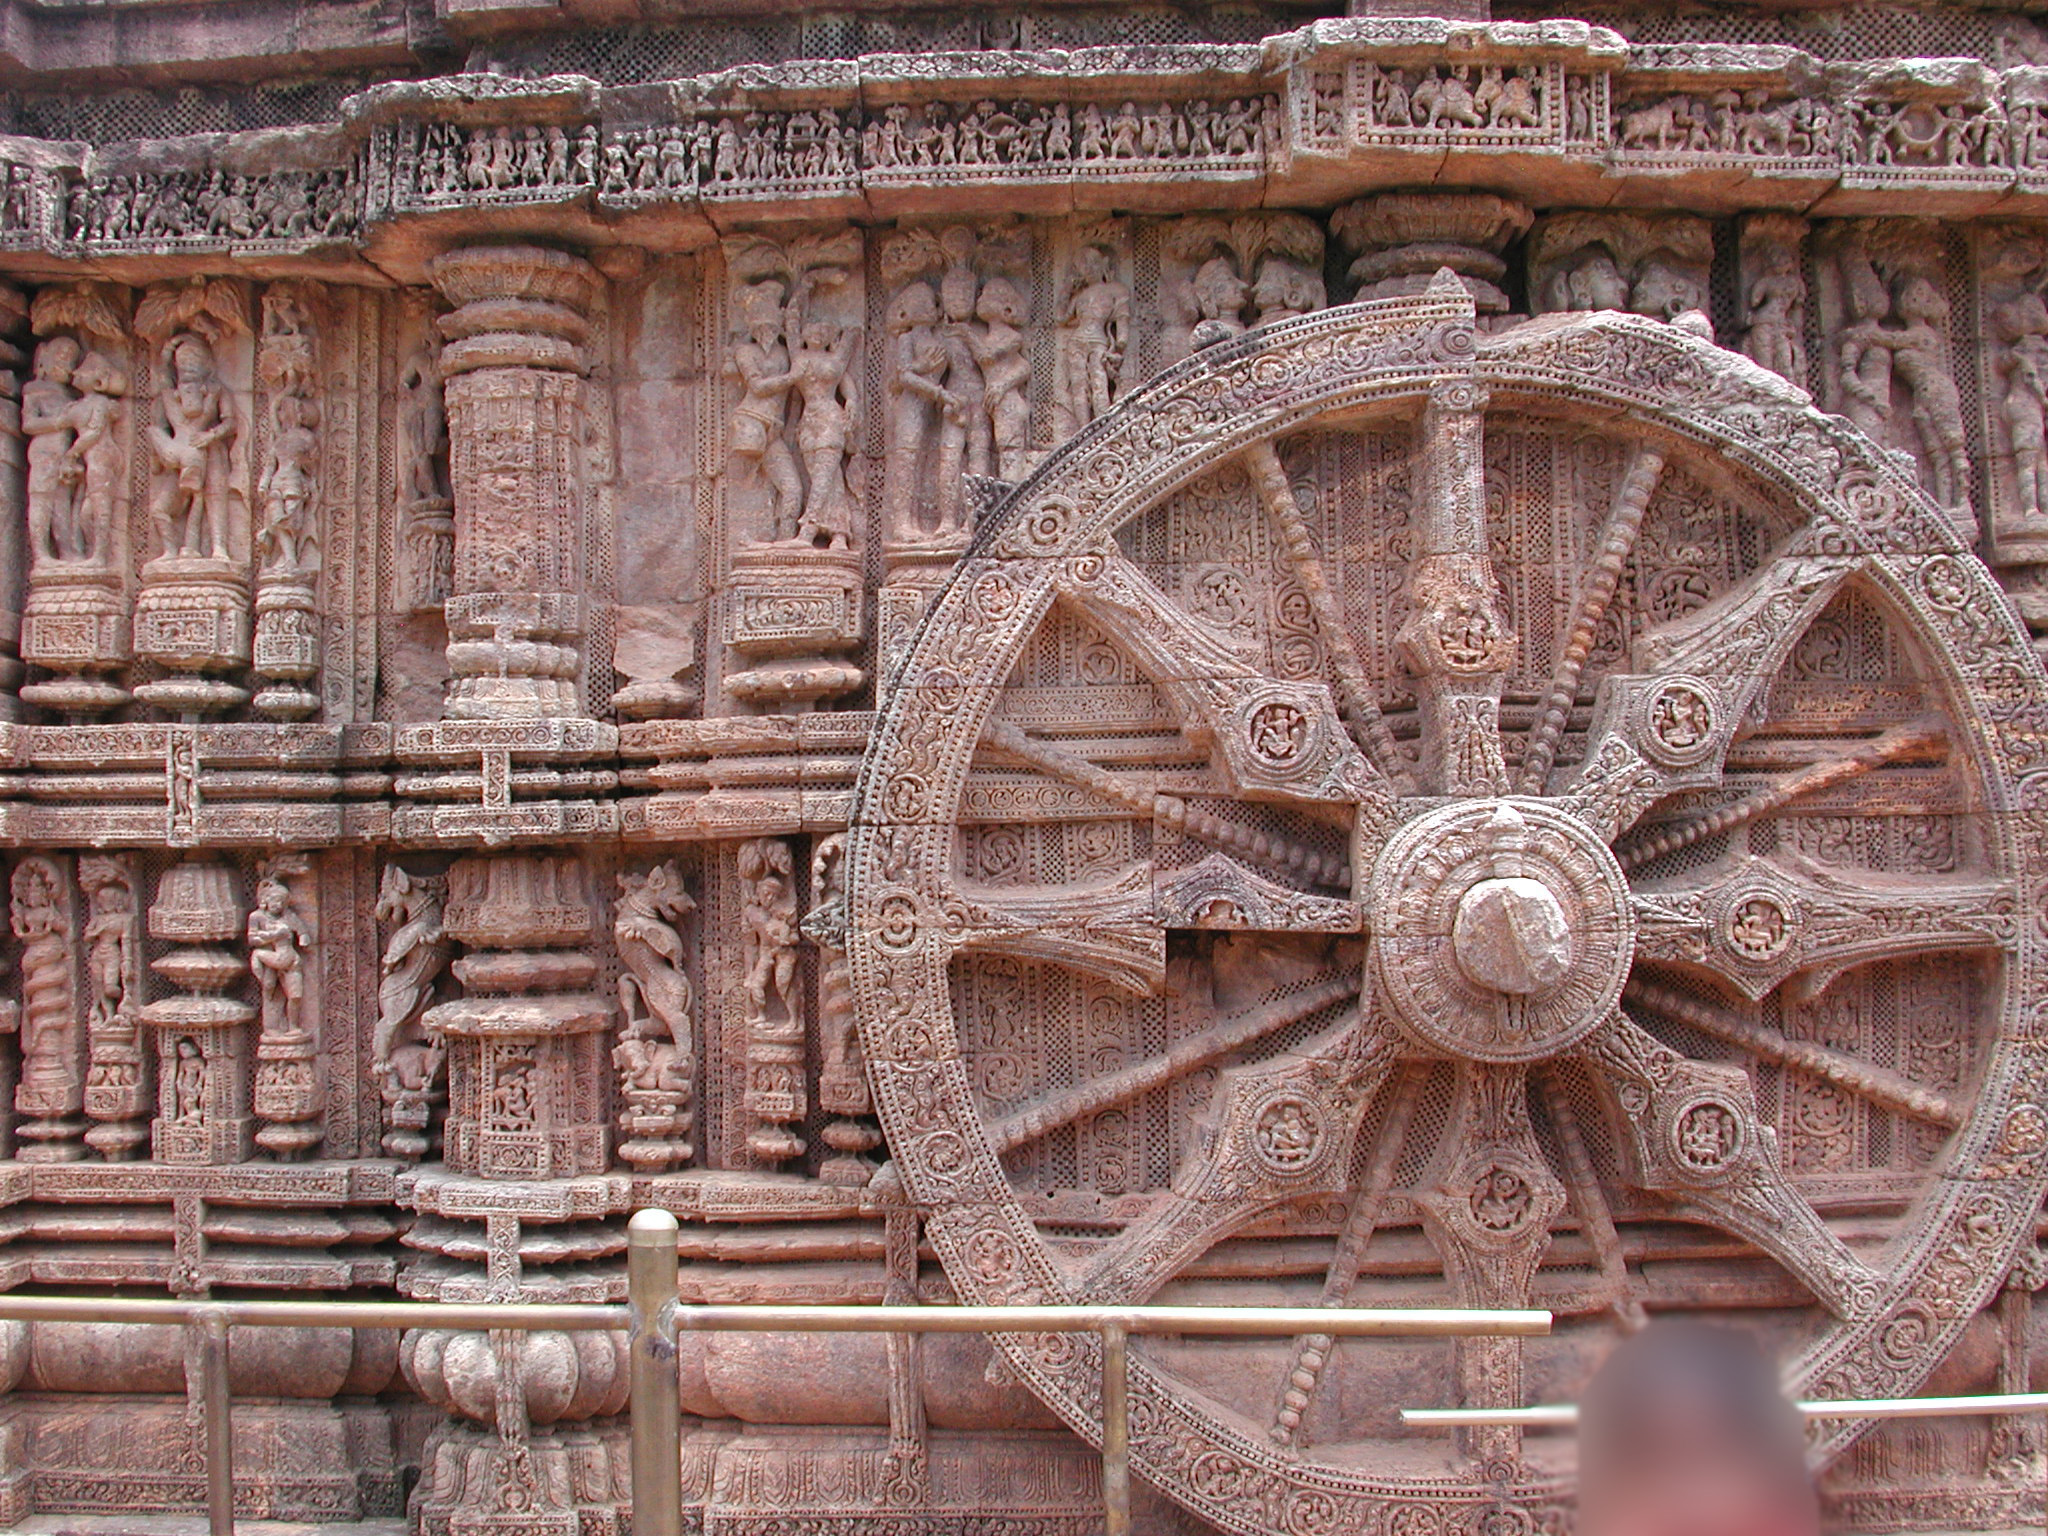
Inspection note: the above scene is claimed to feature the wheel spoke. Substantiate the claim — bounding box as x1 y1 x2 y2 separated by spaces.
950 862 1165 996
1401 381 1515 797
1414 1061 1564 1470
1269 1066 1426 1448
981 718 1352 887
1053 548 1392 810
1079 1011 1399 1303
1156 852 1364 933
1625 977 1962 1129
1539 1069 1647 1328
1576 1010 1882 1319
989 974 1360 1153
1617 717 1947 873
1630 851 2015 1003
1245 439 1410 788
1561 552 1856 842
1517 444 1666 795
1054 542 1264 690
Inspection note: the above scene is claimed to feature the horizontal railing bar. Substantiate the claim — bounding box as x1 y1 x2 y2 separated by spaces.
1402 1391 2048 1428
0 1295 1549 1337
670 1305 1553 1337
0 1298 634 1329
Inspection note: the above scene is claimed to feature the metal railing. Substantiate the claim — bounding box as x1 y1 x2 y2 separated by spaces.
11 1214 2048 1536
0 1208 1553 1536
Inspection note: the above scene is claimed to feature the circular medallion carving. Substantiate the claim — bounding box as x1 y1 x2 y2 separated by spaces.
1250 1092 1326 1175
1248 699 1313 769
1725 893 1793 961
1638 677 1719 767
1670 1096 1746 1178
1372 799 1634 1063
1469 1163 1538 1235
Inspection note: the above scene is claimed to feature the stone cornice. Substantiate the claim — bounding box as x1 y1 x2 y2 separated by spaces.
0 22 2037 282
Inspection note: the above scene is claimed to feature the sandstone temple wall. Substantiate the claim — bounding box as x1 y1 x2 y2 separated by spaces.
0 6 2047 1535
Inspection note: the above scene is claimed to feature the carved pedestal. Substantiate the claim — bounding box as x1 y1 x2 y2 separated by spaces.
20 569 129 714
253 1031 321 1157
132 561 253 716
252 580 320 719
722 546 864 709
876 551 954 697
1331 190 1533 313
141 859 254 1165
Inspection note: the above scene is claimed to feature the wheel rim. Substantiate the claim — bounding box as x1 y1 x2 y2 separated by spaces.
849 283 2048 1535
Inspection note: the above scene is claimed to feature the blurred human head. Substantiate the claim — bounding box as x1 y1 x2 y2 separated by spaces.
1578 1322 1817 1536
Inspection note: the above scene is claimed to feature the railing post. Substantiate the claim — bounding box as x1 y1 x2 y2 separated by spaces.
1100 1320 1130 1536
194 1306 234 1536
627 1208 683 1536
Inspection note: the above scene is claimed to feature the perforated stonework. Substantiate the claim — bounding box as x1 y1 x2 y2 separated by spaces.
2 4 2048 1535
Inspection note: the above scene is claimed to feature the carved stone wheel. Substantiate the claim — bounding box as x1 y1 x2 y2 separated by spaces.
849 282 2048 1536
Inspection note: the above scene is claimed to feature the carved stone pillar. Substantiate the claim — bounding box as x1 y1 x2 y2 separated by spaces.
142 858 254 1165
425 852 610 1180
250 282 324 721
407 848 623 1536
429 245 596 722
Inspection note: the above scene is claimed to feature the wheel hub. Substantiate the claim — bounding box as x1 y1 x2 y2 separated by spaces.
1372 799 1634 1063
1452 875 1572 995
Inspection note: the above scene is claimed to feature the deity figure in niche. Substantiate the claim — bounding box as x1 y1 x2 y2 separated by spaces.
148 333 237 562
22 336 80 569
884 282 961 542
247 875 311 1040
969 277 1032 482
726 280 802 540
1053 243 1129 437
257 393 319 574
788 316 858 549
